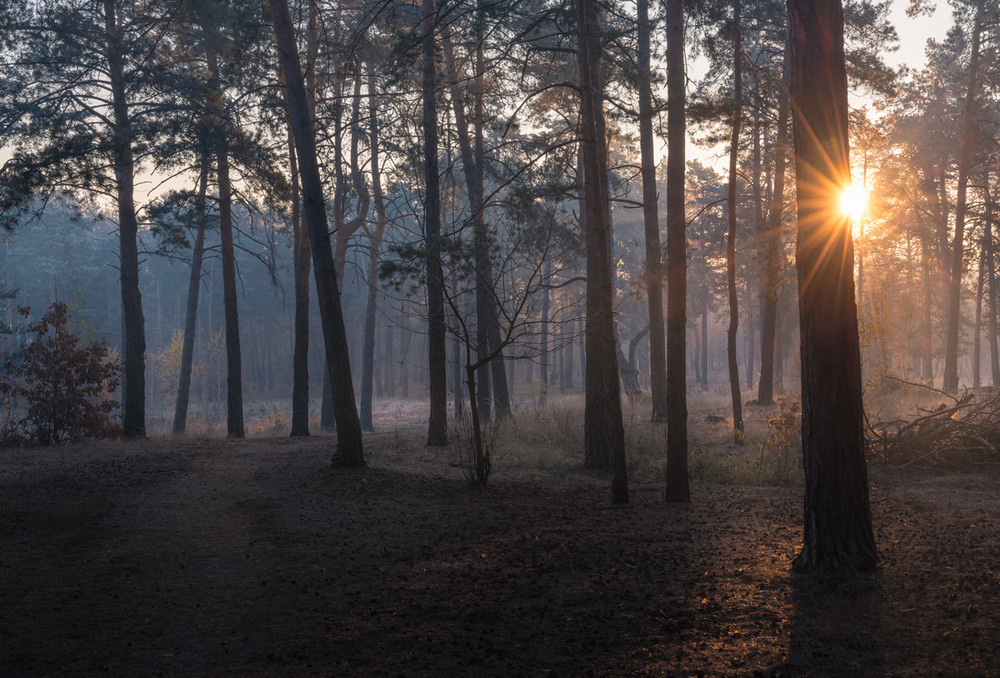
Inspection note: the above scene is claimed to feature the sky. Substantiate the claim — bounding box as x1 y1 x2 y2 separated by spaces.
886 0 951 70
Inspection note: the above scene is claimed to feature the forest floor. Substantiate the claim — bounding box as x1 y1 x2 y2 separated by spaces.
1 392 999 677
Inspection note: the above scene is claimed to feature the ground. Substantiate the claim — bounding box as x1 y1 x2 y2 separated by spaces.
1 397 999 677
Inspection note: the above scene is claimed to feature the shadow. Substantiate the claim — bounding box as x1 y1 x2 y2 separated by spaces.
774 570 884 676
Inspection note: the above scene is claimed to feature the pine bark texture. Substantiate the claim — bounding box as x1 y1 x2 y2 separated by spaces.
787 0 877 572
664 0 689 502
269 0 364 467
577 0 628 504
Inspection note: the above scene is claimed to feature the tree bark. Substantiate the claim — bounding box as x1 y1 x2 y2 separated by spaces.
638 0 667 422
269 0 364 467
578 0 628 504
943 1 983 392
423 0 448 446
726 0 744 444
787 0 877 572
173 160 209 434
104 0 145 439
664 0 689 500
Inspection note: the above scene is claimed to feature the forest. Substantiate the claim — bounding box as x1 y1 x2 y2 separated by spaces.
1 0 1000 675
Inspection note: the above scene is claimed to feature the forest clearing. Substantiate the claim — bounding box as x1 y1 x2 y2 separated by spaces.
2 392 999 677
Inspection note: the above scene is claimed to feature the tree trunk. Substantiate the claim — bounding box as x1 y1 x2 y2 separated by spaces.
787 0 877 572
726 0 744 445
173 160 209 434
539 257 551 404
578 0 628 504
206 43 244 439
360 61 388 433
638 0 667 422
423 0 448 446
987 185 999 386
943 2 983 393
759 45 787 406
974 244 985 389
104 0 145 439
664 0 689 500
288 121 312 436
269 0 364 467
289 0 317 438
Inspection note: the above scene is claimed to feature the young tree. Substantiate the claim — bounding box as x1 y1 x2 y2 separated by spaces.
787 0 877 572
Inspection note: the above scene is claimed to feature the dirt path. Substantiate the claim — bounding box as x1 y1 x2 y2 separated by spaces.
2 433 999 676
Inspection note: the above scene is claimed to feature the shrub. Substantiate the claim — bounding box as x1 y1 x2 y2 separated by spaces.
0 302 121 444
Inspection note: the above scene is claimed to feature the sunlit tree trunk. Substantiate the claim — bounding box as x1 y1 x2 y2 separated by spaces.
726 0 744 445
638 0 667 422
104 0 145 439
578 0 628 504
944 1 983 392
423 0 448 446
173 159 209 434
787 0 876 572
664 0 689 501
269 0 364 467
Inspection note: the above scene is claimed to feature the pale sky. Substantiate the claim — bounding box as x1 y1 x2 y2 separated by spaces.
886 0 950 70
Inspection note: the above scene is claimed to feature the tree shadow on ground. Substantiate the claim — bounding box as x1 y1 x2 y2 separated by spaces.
772 571 882 676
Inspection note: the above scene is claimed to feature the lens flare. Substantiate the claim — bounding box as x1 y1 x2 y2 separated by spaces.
840 185 868 224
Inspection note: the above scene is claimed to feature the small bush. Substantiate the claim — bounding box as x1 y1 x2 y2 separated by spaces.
0 302 120 444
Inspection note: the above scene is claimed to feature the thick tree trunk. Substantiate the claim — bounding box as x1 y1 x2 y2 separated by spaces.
726 0 744 445
104 0 145 439
360 62 388 433
269 0 364 467
787 0 876 572
423 0 448 446
173 161 209 434
943 3 983 393
759 46 788 406
664 0 689 500
638 0 667 422
578 0 628 504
